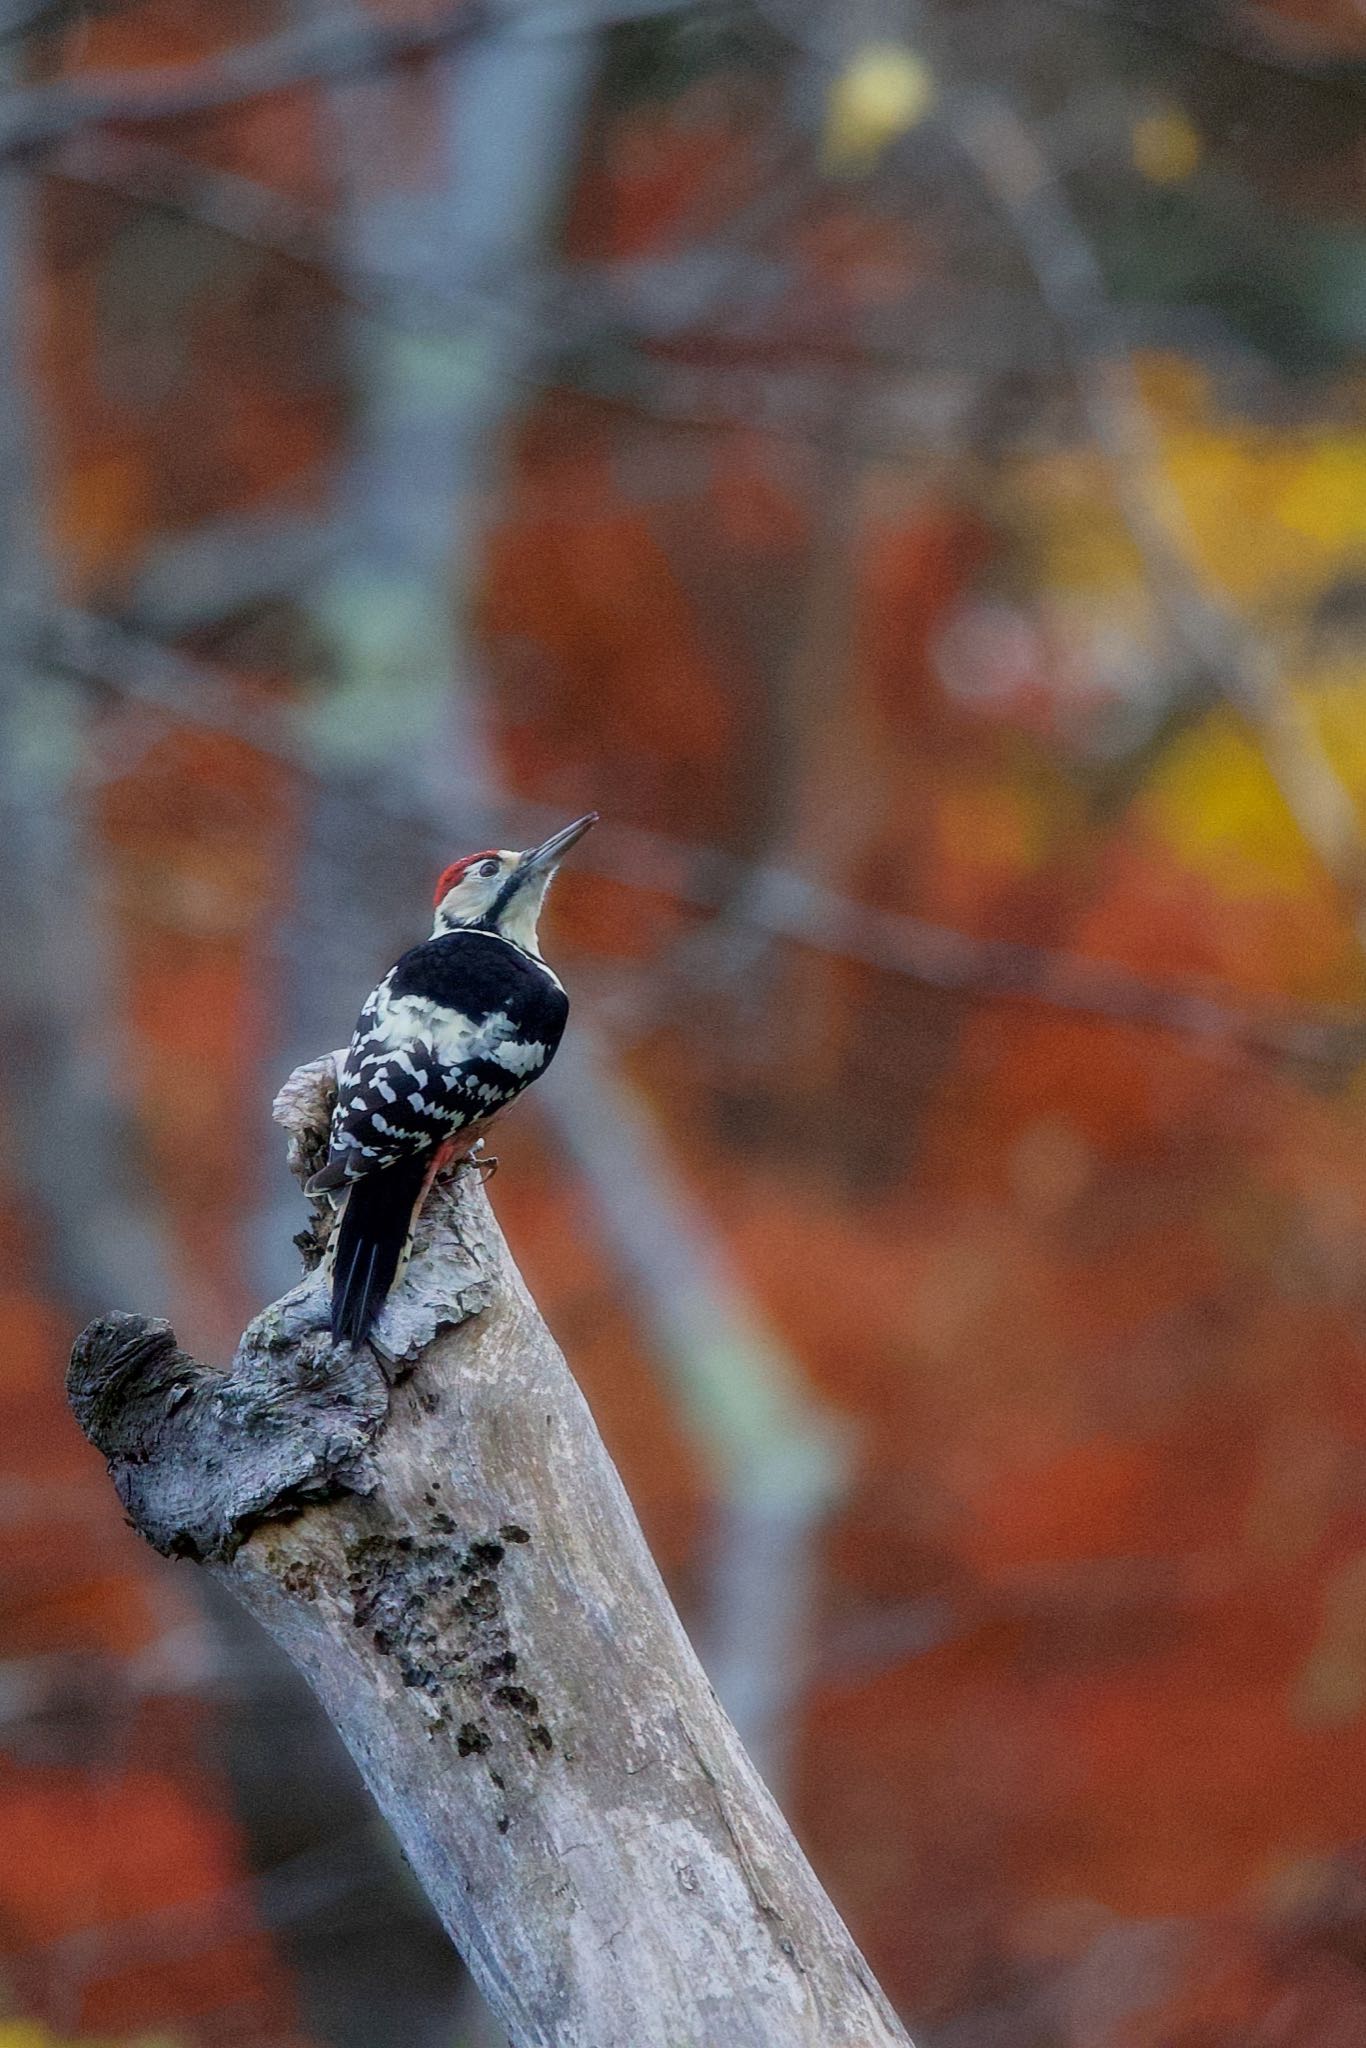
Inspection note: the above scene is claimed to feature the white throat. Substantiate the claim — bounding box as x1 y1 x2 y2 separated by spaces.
431 870 552 956
494 876 550 955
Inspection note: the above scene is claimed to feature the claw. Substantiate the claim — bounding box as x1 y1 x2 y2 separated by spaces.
458 1151 499 1183
432 1136 501 1186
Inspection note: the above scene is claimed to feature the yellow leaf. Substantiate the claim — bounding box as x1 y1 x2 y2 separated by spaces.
1144 671 1366 904
1132 107 1202 184
823 43 933 173
1144 710 1320 899
1273 443 1366 550
1136 355 1366 604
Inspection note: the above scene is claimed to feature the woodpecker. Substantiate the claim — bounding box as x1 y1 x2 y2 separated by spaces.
307 812 597 1346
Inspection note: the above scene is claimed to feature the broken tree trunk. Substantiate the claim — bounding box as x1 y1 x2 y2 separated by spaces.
66 1053 914 2048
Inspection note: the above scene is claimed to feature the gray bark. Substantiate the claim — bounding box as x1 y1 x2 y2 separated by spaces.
68 1054 912 2048
288 0 841 1809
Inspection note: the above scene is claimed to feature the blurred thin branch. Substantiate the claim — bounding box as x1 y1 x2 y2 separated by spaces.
740 5 1366 946
0 3 478 154
45 120 1073 463
45 125 852 455
299 0 839 1802
1023 0 1366 83
0 0 705 161
19 592 1363 1068
943 86 1366 938
5 594 318 762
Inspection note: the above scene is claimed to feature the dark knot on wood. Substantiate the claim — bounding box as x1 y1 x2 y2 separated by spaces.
66 1050 498 1563
67 1306 389 1562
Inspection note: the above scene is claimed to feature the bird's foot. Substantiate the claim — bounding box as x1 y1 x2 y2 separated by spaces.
436 1140 499 1186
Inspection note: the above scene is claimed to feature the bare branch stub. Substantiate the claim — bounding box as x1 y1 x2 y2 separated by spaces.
65 1051 913 2048
66 1309 385 1561
67 1051 496 1562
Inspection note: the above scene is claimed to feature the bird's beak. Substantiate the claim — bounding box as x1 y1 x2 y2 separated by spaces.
516 811 598 878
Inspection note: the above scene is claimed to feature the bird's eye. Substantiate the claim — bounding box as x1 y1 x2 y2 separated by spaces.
479 858 500 877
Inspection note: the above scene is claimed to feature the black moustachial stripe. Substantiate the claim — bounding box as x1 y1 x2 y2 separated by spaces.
478 873 524 934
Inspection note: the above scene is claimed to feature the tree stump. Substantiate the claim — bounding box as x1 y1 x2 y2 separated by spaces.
67 1053 913 2048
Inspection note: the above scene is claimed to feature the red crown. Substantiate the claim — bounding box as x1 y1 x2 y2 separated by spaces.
433 852 498 908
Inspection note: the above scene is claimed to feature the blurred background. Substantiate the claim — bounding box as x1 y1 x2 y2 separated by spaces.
0 0 1364 2044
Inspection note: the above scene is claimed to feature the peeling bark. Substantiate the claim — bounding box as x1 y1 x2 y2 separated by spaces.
68 1054 913 2048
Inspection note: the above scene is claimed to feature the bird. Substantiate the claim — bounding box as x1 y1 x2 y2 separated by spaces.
307 812 597 1347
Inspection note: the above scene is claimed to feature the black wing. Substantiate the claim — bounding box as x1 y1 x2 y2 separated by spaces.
310 932 568 1192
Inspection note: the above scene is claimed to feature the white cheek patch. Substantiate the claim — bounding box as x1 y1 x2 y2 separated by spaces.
439 864 508 926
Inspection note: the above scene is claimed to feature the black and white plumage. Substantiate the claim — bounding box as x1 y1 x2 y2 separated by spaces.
307 813 596 1346
317 934 568 1186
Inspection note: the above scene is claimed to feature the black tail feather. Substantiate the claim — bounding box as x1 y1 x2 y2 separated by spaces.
330 1152 431 1346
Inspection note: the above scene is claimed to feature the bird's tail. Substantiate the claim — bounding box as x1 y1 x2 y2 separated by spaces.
328 1151 432 1347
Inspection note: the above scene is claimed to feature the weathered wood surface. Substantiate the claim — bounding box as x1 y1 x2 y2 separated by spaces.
68 1054 913 2048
